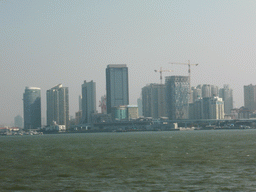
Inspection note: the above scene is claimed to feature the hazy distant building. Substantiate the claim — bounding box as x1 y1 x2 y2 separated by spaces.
211 85 219 97
166 76 189 120
202 84 211 98
210 97 224 119
112 105 127 120
201 84 219 98
137 97 143 117
81 80 96 124
75 110 82 125
23 87 41 129
219 84 233 115
191 86 202 102
47 84 69 129
14 115 23 128
127 105 139 119
99 95 107 114
111 105 138 120
79 95 82 111
141 85 152 117
191 96 224 120
244 84 256 112
142 84 166 118
238 106 251 119
190 98 203 119
106 64 129 114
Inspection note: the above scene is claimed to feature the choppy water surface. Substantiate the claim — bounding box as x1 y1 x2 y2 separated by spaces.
1 130 256 191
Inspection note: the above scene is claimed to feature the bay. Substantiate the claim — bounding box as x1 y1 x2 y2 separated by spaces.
1 130 256 191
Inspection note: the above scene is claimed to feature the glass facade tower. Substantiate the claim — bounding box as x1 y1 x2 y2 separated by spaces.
106 64 129 114
23 87 41 129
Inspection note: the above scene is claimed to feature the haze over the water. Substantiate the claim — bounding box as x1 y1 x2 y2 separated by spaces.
1 0 256 126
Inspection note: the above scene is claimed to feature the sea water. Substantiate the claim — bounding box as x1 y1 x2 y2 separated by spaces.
1 130 256 191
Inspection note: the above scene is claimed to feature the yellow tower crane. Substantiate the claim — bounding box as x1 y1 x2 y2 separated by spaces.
154 67 172 84
170 60 198 94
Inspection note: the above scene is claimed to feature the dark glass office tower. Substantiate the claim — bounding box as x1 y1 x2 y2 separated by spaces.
23 87 41 129
106 64 129 114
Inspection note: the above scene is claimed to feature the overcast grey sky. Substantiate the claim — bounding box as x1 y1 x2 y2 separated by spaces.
1 0 256 126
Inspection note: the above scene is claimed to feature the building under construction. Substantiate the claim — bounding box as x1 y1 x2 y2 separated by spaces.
165 76 190 120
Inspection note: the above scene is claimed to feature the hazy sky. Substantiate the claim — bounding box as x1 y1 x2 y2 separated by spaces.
1 0 256 126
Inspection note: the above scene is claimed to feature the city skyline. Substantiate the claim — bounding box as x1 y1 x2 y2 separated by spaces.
2 1 256 125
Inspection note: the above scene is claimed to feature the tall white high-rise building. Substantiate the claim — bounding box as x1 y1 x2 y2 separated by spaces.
47 84 69 129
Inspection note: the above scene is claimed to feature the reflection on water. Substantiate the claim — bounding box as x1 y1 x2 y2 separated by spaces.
1 130 256 191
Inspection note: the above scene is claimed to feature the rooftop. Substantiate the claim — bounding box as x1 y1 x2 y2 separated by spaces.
107 64 127 68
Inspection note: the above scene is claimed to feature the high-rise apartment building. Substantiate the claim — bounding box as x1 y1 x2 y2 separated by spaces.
219 84 233 115
142 84 167 118
106 64 129 113
166 76 190 120
47 84 69 129
200 84 219 98
190 96 224 120
244 84 256 112
191 86 202 103
81 80 96 124
23 87 41 129
211 85 219 97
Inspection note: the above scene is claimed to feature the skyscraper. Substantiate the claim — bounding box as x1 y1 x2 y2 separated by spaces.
202 84 211 98
166 76 189 120
79 95 82 111
191 86 202 102
219 84 233 115
23 87 41 129
106 64 129 114
47 84 69 129
141 84 167 118
81 80 96 124
244 84 256 112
